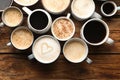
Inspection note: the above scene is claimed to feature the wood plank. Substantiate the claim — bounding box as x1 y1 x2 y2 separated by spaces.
0 54 120 79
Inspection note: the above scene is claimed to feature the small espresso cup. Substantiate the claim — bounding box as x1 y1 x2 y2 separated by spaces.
71 0 102 21
14 0 39 6
28 35 61 64
22 7 52 34
81 18 114 46
101 1 120 17
63 38 92 64
41 0 70 15
0 6 23 28
51 13 75 41
7 26 34 50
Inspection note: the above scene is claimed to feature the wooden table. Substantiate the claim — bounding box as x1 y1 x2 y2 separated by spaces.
0 0 120 79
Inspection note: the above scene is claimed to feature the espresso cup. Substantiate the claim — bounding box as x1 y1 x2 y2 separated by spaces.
7 26 34 50
51 13 75 41
14 0 39 6
28 35 61 64
0 0 13 12
22 7 52 34
101 1 120 17
41 0 70 15
0 6 23 28
63 38 92 63
81 18 114 46
71 0 102 20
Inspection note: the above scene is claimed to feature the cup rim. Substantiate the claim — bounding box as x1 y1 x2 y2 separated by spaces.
14 0 39 6
11 26 34 50
63 38 88 63
2 6 23 27
81 18 109 46
71 0 95 20
41 0 70 15
28 9 52 33
32 35 61 64
51 17 75 41
101 1 117 17
0 0 13 12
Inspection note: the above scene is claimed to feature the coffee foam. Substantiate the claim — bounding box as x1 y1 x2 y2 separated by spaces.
11 28 33 50
64 41 86 62
42 0 70 13
72 0 95 18
33 37 60 63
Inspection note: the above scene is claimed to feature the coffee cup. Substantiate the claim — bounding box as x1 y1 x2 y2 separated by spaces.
51 13 75 41
14 0 39 6
41 0 70 15
63 38 92 63
71 0 102 21
0 6 23 28
0 0 13 12
81 18 114 46
28 35 61 64
7 26 34 50
22 7 52 34
101 1 120 17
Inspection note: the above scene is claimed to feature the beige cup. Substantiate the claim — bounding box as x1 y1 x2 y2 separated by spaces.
0 6 23 28
51 13 75 41
7 27 34 50
63 38 92 63
28 35 61 64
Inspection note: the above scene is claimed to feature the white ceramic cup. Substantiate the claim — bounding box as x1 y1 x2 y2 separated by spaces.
63 38 92 64
0 6 23 28
71 0 102 21
51 13 75 41
22 7 52 34
41 0 70 15
14 0 39 6
7 26 34 50
81 18 114 46
101 1 120 17
28 35 61 64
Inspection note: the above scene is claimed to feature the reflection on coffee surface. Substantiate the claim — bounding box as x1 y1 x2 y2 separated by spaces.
64 40 85 62
42 0 70 13
11 28 33 49
83 21 106 43
103 3 115 14
0 0 12 10
53 18 74 39
30 11 48 30
4 8 23 27
33 36 60 63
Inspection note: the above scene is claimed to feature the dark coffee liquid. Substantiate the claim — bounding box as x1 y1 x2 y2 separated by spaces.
30 11 48 30
83 21 106 43
0 0 12 10
103 3 114 14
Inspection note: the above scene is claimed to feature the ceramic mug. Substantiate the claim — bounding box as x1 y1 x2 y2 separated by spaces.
22 7 52 34
81 18 114 46
101 1 120 17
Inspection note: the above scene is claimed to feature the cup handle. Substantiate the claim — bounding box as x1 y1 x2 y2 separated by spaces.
0 22 4 27
28 54 34 60
6 42 12 47
22 7 32 15
66 13 71 19
117 6 120 10
86 57 93 64
106 38 114 45
91 12 102 19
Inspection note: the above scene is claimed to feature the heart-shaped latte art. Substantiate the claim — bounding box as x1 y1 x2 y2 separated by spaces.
41 43 53 54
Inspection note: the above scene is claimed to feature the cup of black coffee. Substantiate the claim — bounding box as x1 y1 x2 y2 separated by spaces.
101 1 120 17
22 7 52 34
81 18 114 46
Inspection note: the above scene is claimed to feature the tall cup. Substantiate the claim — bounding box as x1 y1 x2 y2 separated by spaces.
22 7 52 34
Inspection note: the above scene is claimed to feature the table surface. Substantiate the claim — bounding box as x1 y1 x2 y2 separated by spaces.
0 0 120 79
